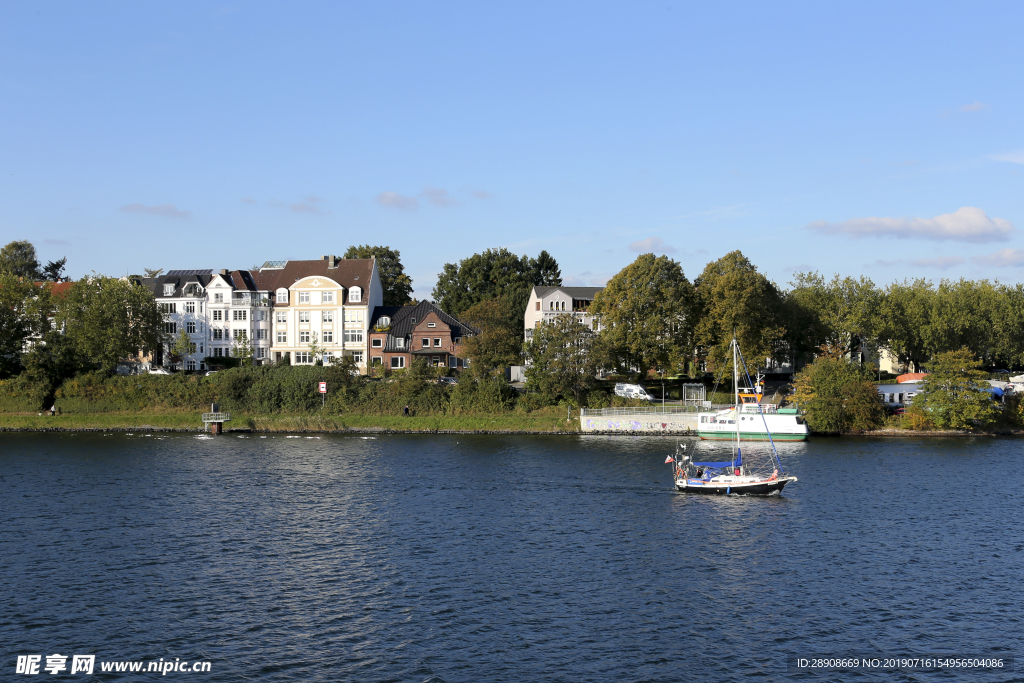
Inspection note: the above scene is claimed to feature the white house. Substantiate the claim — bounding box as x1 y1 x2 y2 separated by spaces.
523 285 604 341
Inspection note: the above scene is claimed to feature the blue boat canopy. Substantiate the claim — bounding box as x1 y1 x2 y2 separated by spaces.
693 451 742 469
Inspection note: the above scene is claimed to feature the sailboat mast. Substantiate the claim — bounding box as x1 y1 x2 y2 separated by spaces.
733 337 740 465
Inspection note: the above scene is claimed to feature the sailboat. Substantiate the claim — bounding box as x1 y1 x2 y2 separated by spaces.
667 338 798 495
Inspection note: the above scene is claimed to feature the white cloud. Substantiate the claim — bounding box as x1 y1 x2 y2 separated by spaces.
628 236 677 253
960 101 988 112
376 191 419 211
421 187 460 207
807 207 1014 243
992 150 1024 164
470 188 491 199
908 256 964 270
121 203 190 219
971 249 1024 267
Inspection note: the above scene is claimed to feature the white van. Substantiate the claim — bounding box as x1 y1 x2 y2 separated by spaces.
614 383 656 401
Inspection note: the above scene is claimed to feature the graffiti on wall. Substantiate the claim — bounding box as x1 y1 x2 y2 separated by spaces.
583 418 692 432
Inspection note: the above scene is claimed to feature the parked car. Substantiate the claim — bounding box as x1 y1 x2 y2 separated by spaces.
613 383 655 401
439 376 457 386
148 367 171 375
205 371 218 376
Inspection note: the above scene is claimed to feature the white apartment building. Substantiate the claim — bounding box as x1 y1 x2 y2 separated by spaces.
205 269 273 364
143 270 214 371
523 285 604 341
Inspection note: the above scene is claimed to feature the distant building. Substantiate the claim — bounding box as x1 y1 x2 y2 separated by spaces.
523 286 604 341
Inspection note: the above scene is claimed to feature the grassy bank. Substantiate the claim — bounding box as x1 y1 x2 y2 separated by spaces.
0 409 580 433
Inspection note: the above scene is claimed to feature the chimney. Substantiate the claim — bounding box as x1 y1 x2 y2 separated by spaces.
328 255 338 268
219 269 228 275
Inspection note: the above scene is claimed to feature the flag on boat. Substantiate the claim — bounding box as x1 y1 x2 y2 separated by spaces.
664 455 674 464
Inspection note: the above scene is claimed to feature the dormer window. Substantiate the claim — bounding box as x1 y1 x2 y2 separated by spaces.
378 316 391 327
427 322 436 328
163 284 174 296
349 286 361 303
396 338 405 348
276 289 288 304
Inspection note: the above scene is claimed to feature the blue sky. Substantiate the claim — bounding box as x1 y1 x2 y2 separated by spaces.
2 2 1023 299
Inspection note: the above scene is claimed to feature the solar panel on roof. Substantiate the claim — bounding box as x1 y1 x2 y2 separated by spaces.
165 269 214 276
261 261 287 269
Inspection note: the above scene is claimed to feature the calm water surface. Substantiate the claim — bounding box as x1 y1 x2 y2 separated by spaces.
1 433 1021 681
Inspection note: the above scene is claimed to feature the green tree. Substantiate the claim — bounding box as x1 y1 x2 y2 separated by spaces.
0 274 40 376
0 240 42 279
876 278 934 373
524 313 597 405
170 326 197 369
55 275 164 375
926 279 1000 362
432 248 562 320
914 348 1000 429
232 332 254 367
343 245 414 306
21 330 87 408
792 351 885 433
306 331 322 366
787 272 880 360
694 251 785 377
41 257 68 282
591 253 696 379
460 296 522 371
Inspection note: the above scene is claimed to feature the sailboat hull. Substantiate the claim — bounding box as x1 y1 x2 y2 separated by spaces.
675 477 796 495
698 431 807 442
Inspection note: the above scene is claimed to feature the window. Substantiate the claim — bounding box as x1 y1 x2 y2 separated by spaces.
185 302 195 314
257 348 266 359
200 344 203 354
344 310 363 323
234 329 247 340
186 322 196 334
276 331 287 343
299 331 310 343
454 337 461 344
276 289 288 303
378 316 391 327
350 351 363 364
186 360 196 371
536 301 540 311
323 291 334 303
349 286 361 303
391 356 405 369
213 329 223 340
163 284 174 296
372 338 383 348
276 311 287 323
464 358 471 367
233 310 247 321
294 352 311 364
322 311 333 323
450 357 457 368
344 330 363 344
214 293 223 303
164 322 176 334
299 292 310 304
427 322 436 328
432 356 440 365
434 338 441 347
212 310 223 321
214 348 223 357
323 331 333 343
254 310 265 321
158 303 176 314
299 311 310 323
422 337 430 348
323 352 334 364
396 338 405 349
256 329 267 340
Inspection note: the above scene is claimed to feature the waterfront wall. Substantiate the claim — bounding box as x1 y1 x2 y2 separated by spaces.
579 408 697 434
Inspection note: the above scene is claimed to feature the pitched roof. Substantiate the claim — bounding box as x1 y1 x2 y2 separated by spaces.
370 301 479 351
250 258 373 295
533 285 603 299
140 272 213 298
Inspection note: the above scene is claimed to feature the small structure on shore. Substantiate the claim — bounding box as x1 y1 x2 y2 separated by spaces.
202 403 231 434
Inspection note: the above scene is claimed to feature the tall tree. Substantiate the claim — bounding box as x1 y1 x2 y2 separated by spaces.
524 314 597 405
590 253 696 379
791 350 885 433
41 257 68 282
876 278 934 373
914 348 999 429
694 251 785 376
432 248 562 320
787 272 879 360
0 240 41 280
343 245 414 306
460 296 523 371
55 275 164 375
0 274 42 377
170 327 197 369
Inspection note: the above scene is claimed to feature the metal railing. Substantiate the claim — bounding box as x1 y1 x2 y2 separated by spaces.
201 412 232 423
580 404 737 417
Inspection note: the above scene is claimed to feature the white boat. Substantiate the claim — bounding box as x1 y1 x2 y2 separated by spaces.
668 338 798 495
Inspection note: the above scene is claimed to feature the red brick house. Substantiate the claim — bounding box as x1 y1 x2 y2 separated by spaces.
368 301 478 371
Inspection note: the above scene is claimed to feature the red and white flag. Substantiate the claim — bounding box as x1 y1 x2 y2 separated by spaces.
664 455 674 464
